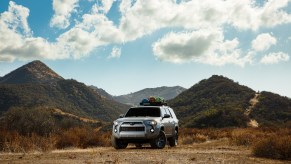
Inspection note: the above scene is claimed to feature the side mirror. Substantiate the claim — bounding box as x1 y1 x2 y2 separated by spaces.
119 114 124 118
163 114 171 119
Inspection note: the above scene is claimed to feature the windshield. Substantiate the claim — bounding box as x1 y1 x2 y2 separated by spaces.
125 107 161 117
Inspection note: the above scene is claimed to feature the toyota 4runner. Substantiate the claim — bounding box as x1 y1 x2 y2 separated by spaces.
111 101 179 149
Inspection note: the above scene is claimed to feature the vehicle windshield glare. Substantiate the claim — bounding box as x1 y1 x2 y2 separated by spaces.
125 107 161 117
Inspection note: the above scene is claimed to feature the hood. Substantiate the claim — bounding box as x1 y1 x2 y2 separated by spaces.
116 117 161 122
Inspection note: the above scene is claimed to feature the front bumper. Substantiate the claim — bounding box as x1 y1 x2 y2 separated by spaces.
112 122 161 139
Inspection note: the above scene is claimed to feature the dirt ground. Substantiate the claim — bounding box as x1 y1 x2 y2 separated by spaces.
0 139 287 164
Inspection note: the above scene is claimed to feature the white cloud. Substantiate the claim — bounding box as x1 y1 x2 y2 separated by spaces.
0 2 120 62
101 0 114 14
55 5 124 59
118 0 291 42
0 2 68 62
0 36 68 61
1 0 291 65
91 0 114 14
0 1 30 35
50 0 79 29
119 0 133 14
57 27 101 59
259 0 291 29
252 33 277 52
153 30 219 63
153 29 251 66
260 52 290 64
109 46 121 58
80 11 123 43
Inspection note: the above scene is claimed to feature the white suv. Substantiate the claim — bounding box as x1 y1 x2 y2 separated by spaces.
111 105 179 149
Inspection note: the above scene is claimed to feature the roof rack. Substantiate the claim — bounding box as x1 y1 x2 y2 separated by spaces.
139 96 167 106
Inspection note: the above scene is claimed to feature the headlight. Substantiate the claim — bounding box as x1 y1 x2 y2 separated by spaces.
113 121 119 126
145 120 157 125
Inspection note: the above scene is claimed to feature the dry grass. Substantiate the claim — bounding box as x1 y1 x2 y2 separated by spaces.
228 128 291 160
180 134 207 145
229 128 259 146
179 128 232 145
55 127 111 149
1 126 290 161
252 135 291 160
0 127 111 153
0 130 56 153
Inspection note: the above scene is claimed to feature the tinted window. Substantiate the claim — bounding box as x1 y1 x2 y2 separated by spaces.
125 107 161 117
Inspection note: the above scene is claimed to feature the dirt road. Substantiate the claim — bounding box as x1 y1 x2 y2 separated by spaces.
0 139 286 164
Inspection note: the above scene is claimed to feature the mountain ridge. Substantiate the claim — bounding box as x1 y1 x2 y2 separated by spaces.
0 60 129 122
169 75 291 128
114 86 186 106
0 60 63 84
1 61 290 130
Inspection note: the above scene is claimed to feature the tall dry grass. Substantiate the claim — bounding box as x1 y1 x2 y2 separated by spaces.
229 128 291 160
55 127 111 149
252 135 291 160
0 127 111 153
1 126 290 161
0 130 56 153
179 128 232 145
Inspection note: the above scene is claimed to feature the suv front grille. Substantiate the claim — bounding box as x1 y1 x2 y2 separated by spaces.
122 122 143 125
120 127 145 132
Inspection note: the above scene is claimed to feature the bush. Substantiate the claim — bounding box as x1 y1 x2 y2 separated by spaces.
181 134 208 145
3 107 55 136
0 130 56 153
252 135 291 160
179 128 232 145
55 127 111 149
230 129 258 146
0 127 111 152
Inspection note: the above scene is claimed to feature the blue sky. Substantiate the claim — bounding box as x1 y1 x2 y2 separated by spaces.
0 0 291 97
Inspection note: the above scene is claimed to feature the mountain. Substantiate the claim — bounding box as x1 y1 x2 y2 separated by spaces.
0 61 129 122
89 85 114 100
0 60 63 84
169 75 291 128
114 86 186 106
169 75 255 128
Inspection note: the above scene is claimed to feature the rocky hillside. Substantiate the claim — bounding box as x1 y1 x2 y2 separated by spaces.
0 60 63 84
0 61 128 122
169 75 291 128
89 85 114 100
114 86 186 106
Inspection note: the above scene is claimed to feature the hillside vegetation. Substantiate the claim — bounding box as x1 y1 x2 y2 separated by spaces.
169 75 256 128
0 79 128 122
114 86 186 105
250 91 291 127
0 60 129 137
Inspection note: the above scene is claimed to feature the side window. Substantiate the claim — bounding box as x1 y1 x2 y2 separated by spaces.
168 108 177 119
165 108 173 118
161 108 167 117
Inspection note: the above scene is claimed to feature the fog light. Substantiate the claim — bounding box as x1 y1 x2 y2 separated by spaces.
114 128 117 133
150 128 154 133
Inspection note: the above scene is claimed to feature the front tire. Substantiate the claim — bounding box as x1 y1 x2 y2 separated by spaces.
111 135 128 149
169 129 178 147
150 131 167 149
